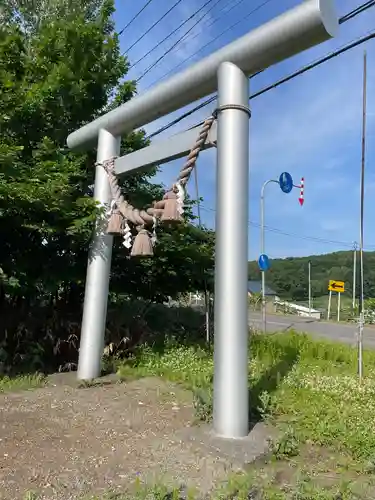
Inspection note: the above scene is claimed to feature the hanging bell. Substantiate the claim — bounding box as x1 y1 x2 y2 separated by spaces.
130 229 154 257
160 189 183 224
106 209 123 235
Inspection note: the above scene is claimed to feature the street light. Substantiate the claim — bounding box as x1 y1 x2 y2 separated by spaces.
259 173 304 332
358 50 367 381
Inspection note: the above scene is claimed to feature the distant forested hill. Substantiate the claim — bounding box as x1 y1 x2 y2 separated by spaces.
248 251 375 301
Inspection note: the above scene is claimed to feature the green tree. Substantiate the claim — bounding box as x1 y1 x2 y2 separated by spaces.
249 250 375 303
0 0 130 298
0 0 214 373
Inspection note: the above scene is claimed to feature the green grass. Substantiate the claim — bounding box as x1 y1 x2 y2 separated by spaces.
304 294 352 309
0 373 45 392
116 330 375 498
19 331 375 499
85 483 199 500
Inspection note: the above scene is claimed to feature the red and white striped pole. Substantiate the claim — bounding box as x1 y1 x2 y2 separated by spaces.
298 177 304 206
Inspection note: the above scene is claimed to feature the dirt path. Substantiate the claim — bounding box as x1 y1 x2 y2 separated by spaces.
0 376 268 500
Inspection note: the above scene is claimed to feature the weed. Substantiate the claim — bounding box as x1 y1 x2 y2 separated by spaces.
270 429 300 460
115 330 375 495
0 373 45 392
193 386 213 422
212 471 260 499
97 480 197 500
77 379 96 388
257 390 273 420
23 493 39 500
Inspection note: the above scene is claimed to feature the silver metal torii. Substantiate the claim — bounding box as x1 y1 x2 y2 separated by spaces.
67 0 337 439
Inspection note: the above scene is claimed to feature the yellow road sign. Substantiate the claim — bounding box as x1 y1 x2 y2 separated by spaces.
328 280 345 293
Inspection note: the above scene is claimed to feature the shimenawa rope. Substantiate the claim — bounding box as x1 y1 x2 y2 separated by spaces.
100 116 216 257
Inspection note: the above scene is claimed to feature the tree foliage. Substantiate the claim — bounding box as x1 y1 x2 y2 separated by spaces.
0 0 214 373
248 251 375 301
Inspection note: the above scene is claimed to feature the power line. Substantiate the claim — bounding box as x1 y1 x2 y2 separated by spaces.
129 0 219 70
200 206 375 250
257 224 362 249
339 0 375 24
124 0 185 54
146 98 216 139
118 0 155 36
145 0 375 139
136 0 225 82
173 0 250 49
250 31 375 99
146 28 375 140
144 0 274 89
150 0 375 87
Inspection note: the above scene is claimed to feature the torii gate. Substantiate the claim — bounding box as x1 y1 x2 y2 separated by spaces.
67 0 337 439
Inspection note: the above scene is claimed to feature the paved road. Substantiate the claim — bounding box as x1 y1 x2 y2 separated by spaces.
248 311 375 349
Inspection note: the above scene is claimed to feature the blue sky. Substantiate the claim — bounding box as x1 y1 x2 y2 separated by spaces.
112 0 375 260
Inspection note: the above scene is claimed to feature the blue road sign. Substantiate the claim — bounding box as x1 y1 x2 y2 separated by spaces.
279 172 293 194
258 254 270 272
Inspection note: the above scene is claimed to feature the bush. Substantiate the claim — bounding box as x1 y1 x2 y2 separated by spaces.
0 297 211 376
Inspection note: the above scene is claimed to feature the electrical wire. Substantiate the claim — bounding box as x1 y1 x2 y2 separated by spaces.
143 0 274 88
129 0 219 70
149 0 375 87
124 0 185 54
339 0 375 24
200 206 375 250
136 0 224 82
145 0 375 139
146 28 375 140
250 31 375 99
118 0 155 36
173 0 250 49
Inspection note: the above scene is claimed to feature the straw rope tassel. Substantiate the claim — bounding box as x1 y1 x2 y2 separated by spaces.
99 116 215 256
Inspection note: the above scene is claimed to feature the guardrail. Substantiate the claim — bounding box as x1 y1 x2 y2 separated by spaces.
274 298 321 319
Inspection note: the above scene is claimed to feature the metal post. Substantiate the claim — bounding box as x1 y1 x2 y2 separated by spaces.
260 179 278 333
327 290 332 320
214 62 250 438
260 184 266 334
205 290 210 344
77 129 121 380
358 50 367 381
337 292 341 322
358 313 364 380
353 242 357 311
308 260 312 317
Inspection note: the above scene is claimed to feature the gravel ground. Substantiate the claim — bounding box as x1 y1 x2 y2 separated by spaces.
0 376 260 500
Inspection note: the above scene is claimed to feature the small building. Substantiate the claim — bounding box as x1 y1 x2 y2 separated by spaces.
247 280 277 297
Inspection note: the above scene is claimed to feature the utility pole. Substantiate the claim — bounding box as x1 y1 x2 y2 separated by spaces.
352 241 357 311
308 260 312 316
358 50 367 381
